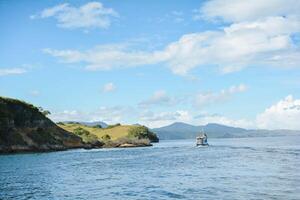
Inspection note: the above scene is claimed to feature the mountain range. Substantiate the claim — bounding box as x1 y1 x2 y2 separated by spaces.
152 122 300 140
60 121 300 140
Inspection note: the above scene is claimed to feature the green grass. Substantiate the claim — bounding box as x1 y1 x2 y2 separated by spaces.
58 123 136 141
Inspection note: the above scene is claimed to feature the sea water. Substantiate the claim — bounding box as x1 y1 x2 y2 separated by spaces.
1 136 299 199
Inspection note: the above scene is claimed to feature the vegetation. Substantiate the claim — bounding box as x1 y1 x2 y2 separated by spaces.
59 123 131 140
0 96 158 152
73 127 98 144
93 124 102 128
101 134 111 141
128 126 159 142
103 137 150 148
59 123 159 145
0 96 85 153
106 123 121 129
38 107 51 116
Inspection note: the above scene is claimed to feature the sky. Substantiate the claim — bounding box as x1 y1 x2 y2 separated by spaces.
1 0 300 129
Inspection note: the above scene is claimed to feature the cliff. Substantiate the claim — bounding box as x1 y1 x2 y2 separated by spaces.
0 97 86 153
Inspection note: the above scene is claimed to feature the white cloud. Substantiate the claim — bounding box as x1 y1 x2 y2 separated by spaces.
139 110 254 129
199 0 300 22
29 90 40 97
44 15 300 75
195 113 254 129
139 90 175 107
256 95 300 130
48 95 300 130
43 1 300 75
139 110 193 128
43 45 165 71
31 2 118 29
195 84 247 107
102 82 116 92
49 106 133 124
0 68 27 76
170 11 184 23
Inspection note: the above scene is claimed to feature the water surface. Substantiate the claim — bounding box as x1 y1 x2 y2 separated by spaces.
1 136 299 199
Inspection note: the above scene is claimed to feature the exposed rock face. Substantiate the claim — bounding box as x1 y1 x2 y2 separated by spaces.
0 97 86 153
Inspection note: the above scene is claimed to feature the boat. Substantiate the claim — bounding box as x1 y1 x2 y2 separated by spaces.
196 133 209 146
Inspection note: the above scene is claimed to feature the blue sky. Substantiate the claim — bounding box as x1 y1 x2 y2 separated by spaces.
1 0 300 129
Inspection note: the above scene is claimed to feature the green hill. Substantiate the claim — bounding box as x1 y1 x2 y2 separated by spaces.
0 96 159 153
58 122 159 147
0 96 85 153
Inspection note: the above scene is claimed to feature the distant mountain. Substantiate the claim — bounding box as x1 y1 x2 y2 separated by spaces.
62 121 108 128
152 122 199 139
152 122 300 140
201 123 248 138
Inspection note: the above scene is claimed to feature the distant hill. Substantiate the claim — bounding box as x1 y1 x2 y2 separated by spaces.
152 122 200 139
152 122 300 140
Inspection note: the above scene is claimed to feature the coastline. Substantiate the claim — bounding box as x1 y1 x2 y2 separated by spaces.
0 142 153 154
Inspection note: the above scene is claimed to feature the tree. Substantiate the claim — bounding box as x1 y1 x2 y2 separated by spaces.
73 127 90 136
38 107 51 116
101 134 111 140
128 126 159 142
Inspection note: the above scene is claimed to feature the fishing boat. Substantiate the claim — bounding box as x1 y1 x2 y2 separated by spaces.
196 133 208 146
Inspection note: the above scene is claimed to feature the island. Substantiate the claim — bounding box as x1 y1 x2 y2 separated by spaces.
0 96 159 153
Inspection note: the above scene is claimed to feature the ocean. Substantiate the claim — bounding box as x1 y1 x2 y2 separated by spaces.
1 136 299 199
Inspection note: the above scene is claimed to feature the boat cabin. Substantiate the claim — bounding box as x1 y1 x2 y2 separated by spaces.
196 133 208 146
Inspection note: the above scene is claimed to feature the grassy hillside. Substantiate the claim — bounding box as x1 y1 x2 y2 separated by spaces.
58 122 159 146
58 123 132 140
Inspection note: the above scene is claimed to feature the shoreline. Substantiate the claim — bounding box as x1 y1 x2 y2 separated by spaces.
0 142 153 154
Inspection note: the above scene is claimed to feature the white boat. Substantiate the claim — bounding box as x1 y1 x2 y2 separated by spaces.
196 133 208 146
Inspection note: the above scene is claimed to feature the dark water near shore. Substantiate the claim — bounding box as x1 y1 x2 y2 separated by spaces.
1 136 300 200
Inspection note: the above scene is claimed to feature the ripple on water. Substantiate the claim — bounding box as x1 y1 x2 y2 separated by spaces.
0 136 300 200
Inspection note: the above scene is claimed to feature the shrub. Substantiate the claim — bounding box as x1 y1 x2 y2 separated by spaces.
38 107 51 116
106 123 121 129
73 127 98 144
73 127 89 136
101 134 111 140
128 126 159 142
103 137 151 148
93 124 102 128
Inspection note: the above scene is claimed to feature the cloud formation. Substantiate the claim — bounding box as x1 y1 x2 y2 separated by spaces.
49 106 133 124
195 84 247 107
195 113 254 129
0 68 27 76
49 95 300 130
44 16 300 75
199 0 300 22
139 90 176 107
256 95 300 130
31 2 118 29
139 110 192 128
